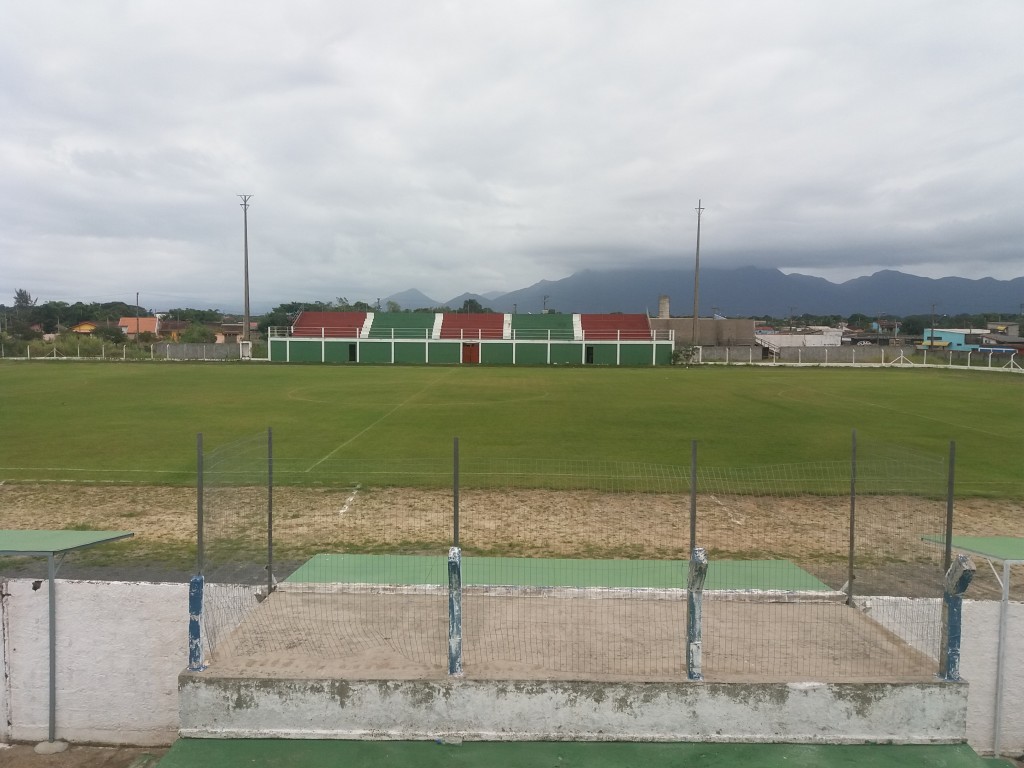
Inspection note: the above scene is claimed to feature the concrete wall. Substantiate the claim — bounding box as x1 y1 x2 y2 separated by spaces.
704 345 1010 369
154 343 242 360
649 318 755 347
699 346 766 364
0 579 186 746
774 345 914 364
0 580 1020 753
864 597 1024 756
697 345 920 365
961 600 1024 756
179 676 967 744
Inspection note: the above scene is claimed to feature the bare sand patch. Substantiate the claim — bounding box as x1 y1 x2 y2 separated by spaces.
0 483 1020 598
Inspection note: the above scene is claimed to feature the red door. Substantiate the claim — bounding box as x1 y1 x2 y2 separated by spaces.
462 343 480 364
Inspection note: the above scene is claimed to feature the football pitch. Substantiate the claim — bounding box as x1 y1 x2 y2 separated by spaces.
0 361 1020 497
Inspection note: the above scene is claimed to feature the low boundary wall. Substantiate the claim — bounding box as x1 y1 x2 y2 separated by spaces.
1 580 1021 752
178 676 966 744
699 344 1021 370
0 579 186 746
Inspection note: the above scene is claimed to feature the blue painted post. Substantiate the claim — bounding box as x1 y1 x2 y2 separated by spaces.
939 553 975 681
686 547 708 681
448 546 463 675
188 574 206 671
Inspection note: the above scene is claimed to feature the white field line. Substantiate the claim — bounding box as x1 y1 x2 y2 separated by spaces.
304 403 407 472
305 370 455 472
0 467 186 475
339 484 361 515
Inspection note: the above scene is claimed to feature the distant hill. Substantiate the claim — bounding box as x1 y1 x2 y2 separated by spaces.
488 267 1024 317
385 288 442 310
443 293 496 311
384 268 1023 317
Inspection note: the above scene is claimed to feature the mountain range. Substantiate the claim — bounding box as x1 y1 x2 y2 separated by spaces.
388 268 1024 318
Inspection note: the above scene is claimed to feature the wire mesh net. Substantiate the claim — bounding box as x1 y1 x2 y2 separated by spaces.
197 432 953 682
695 438 948 681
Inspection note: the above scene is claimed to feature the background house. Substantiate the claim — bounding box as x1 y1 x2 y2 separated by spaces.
920 328 992 351
69 321 99 335
118 317 159 340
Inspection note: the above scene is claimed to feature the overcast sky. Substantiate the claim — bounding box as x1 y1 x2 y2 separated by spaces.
2 1 1021 312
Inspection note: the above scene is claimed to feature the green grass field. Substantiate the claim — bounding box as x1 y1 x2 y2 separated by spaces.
0 361 1020 497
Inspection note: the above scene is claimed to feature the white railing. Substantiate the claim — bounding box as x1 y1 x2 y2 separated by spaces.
272 326 674 342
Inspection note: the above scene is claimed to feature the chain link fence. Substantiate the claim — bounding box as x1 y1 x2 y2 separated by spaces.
196 431 959 682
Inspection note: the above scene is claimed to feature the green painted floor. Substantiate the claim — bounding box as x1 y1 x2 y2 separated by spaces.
920 535 1024 563
156 740 1014 768
285 553 832 591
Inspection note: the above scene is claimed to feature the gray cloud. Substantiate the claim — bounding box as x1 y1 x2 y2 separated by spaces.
2 1 1021 312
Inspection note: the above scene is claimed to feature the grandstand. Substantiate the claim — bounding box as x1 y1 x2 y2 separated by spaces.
290 311 367 338
579 313 653 340
509 312 575 340
439 313 506 340
269 311 674 366
366 311 436 339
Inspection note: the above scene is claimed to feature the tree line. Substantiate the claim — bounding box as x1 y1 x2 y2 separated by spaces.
0 290 230 343
3 289 1015 344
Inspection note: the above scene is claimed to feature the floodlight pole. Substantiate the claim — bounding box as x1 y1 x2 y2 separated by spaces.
691 200 704 346
239 195 253 343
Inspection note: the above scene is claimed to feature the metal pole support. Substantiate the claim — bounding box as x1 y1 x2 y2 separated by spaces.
939 553 975 681
687 547 708 681
188 574 207 672
448 546 463 675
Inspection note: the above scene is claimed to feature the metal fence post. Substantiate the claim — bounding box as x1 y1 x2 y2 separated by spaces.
453 437 460 547
189 432 206 671
847 429 857 605
944 441 956 573
689 441 697 555
196 433 204 574
267 426 275 597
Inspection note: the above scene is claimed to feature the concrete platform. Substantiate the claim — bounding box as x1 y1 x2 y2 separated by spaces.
178 674 968 743
184 581 965 743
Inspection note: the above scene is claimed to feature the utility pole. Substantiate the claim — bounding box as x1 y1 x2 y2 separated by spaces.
239 195 253 343
136 292 140 341
691 200 704 346
931 303 937 347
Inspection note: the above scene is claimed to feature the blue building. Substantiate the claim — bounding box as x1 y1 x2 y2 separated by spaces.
919 328 992 351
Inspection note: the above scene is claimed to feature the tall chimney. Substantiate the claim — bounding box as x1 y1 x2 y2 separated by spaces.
658 295 670 319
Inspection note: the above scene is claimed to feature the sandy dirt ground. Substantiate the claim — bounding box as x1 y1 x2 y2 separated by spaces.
203 588 937 683
1 483 1020 599
0 744 165 768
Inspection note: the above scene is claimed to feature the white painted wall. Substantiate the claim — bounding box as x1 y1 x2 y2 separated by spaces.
0 580 1020 754
865 597 1024 756
179 677 968 743
1 581 10 743
1 579 186 746
962 600 1024 756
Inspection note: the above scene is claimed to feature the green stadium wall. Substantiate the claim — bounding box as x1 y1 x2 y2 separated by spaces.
269 337 670 366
